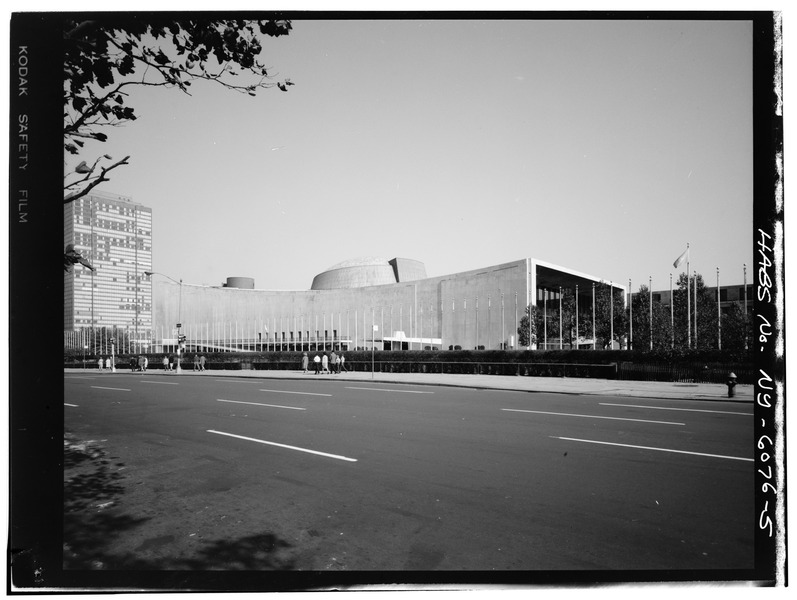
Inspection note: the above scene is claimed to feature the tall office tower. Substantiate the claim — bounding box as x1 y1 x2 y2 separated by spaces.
64 190 153 344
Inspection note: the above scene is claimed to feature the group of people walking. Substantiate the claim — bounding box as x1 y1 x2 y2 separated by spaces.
302 351 345 374
130 356 149 371
158 354 206 371
96 352 360 374
192 354 207 371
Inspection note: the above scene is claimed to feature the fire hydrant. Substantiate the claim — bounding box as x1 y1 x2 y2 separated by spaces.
727 373 737 398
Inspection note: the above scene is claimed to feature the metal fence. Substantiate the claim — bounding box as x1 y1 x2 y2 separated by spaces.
64 352 752 384
615 361 754 384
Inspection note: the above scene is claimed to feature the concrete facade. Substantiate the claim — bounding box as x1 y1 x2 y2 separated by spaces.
151 258 624 352
64 191 152 334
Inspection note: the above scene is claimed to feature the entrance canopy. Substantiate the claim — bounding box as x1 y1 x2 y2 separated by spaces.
533 259 626 298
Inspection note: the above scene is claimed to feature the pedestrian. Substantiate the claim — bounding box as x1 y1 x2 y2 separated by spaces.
301 352 309 373
340 354 346 372
193 354 200 371
105 357 111 370
98 357 104 372
130 356 138 372
313 353 321 374
335 355 341 374
330 351 337 371
199 355 206 371
142 356 148 372
162 356 169 371
321 353 329 374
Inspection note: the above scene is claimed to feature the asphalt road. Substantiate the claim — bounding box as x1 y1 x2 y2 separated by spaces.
64 372 754 573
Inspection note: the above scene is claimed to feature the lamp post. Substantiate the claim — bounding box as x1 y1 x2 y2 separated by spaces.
145 271 183 373
372 324 378 379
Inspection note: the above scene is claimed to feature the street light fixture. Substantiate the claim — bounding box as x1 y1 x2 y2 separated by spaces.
144 271 183 373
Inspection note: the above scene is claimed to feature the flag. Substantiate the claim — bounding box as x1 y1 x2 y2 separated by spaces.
673 247 689 269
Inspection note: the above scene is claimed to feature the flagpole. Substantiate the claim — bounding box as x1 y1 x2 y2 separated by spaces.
628 279 632 351
543 291 548 350
649 276 653 350
558 288 562 350
687 244 691 349
670 273 674 348
694 270 698 348
575 285 579 350
717 267 721 350
610 282 614 350
592 282 596 350
743 264 748 351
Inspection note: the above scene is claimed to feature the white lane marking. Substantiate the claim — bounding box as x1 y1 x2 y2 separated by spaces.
259 389 332 397
64 403 79 407
217 399 306 411
90 386 131 392
141 380 180 385
502 408 684 426
65 376 99 380
599 402 752 416
551 436 754 462
345 386 435 394
207 430 357 462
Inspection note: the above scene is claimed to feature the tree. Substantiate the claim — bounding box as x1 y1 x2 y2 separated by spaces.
593 282 627 349
629 284 672 350
672 272 721 350
63 243 95 272
721 302 753 352
517 305 540 348
63 17 293 204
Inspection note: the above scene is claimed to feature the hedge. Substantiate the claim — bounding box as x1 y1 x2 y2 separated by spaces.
65 348 755 383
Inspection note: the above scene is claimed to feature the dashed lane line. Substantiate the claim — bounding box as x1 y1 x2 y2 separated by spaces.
345 386 435 394
207 429 357 462
599 402 752 416
217 399 306 411
502 408 684 426
551 436 753 462
259 389 332 397
90 386 131 392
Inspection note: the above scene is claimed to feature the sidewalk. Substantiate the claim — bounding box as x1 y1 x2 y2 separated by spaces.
67 368 753 402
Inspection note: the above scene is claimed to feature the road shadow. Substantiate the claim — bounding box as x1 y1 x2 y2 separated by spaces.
92 533 297 571
64 435 151 569
63 434 296 571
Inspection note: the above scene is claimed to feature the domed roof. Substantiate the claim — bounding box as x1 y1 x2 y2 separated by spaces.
324 256 390 270
311 256 428 290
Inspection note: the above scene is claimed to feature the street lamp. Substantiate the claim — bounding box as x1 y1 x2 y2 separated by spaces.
372 323 378 379
145 271 183 373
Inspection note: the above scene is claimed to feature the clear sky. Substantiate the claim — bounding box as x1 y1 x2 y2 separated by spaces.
72 17 755 292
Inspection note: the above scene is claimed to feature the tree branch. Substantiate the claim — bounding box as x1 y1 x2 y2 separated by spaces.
64 156 130 204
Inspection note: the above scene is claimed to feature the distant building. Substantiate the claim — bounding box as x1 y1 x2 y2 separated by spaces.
150 257 625 352
642 284 753 315
64 191 152 340
63 191 630 354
